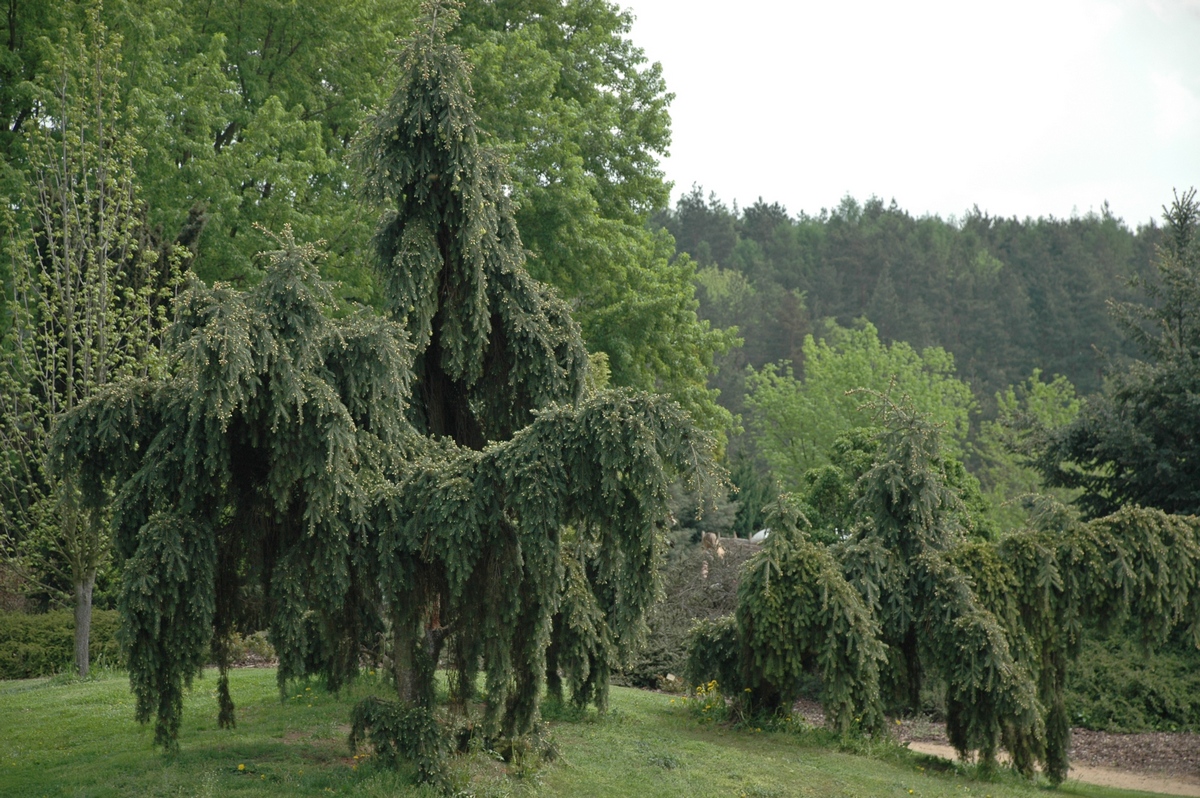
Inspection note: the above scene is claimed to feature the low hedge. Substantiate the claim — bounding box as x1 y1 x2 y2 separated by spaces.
0 609 121 679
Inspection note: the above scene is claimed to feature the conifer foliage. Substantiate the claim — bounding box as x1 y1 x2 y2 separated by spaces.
689 399 1200 784
1037 190 1200 517
51 0 715 772
52 229 413 746
356 0 589 447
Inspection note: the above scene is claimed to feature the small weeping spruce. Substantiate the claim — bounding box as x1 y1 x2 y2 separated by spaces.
689 398 1200 785
51 0 716 781
50 229 413 746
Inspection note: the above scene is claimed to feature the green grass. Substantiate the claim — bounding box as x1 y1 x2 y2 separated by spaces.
0 668 1168 798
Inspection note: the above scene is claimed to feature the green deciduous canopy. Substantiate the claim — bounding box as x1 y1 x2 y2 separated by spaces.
745 319 975 487
2 0 732 452
452 2 736 442
0 14 185 676
974 369 1081 529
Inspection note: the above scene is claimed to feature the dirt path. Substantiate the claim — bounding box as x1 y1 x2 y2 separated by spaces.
791 699 1200 796
906 741 1200 797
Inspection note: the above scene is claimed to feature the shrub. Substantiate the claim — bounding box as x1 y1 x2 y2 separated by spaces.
621 535 758 688
223 630 276 666
730 499 888 729
1066 632 1200 732
349 696 449 791
0 609 121 679
684 615 742 693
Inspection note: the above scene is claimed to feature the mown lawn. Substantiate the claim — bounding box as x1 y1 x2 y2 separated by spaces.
0 668 1163 797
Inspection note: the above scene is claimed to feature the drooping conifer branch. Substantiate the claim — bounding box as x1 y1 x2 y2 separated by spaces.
689 399 1200 785
51 2 718 771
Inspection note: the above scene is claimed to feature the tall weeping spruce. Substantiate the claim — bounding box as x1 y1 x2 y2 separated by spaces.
51 229 413 746
50 0 714 767
837 403 1041 771
356 0 713 732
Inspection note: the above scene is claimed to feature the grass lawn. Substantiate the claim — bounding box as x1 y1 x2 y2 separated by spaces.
0 668 1165 797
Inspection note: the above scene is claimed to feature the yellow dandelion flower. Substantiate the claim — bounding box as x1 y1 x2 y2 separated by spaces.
238 764 245 771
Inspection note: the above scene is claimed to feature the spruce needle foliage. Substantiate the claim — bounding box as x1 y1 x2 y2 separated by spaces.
51 2 717 777
52 227 412 746
1037 190 1200 518
357 0 587 446
735 498 886 736
838 399 1041 771
354 0 717 734
691 396 1200 785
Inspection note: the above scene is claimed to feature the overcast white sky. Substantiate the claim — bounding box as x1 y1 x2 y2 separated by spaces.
624 0 1200 227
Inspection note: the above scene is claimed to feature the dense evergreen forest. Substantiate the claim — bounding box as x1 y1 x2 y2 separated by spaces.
659 187 1163 422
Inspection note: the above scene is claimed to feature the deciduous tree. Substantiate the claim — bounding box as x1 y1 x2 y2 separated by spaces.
0 16 184 677
745 319 975 488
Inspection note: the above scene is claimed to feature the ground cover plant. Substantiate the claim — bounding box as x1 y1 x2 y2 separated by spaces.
0 667 1164 798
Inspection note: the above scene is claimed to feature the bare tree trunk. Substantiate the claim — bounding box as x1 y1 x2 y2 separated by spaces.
74 570 95 678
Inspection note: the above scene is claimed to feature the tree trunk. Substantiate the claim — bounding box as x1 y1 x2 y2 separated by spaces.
74 570 95 678
393 618 419 704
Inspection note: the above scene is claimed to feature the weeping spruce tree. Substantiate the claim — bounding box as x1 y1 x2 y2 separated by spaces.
696 397 1200 784
50 0 714 770
354 0 719 731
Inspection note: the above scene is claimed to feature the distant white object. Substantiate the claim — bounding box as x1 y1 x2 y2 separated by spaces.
750 529 770 543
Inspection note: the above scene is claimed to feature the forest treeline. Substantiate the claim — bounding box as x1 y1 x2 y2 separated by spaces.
658 187 1163 423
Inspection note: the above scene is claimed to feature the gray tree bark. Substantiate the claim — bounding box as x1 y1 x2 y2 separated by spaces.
74 570 95 678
